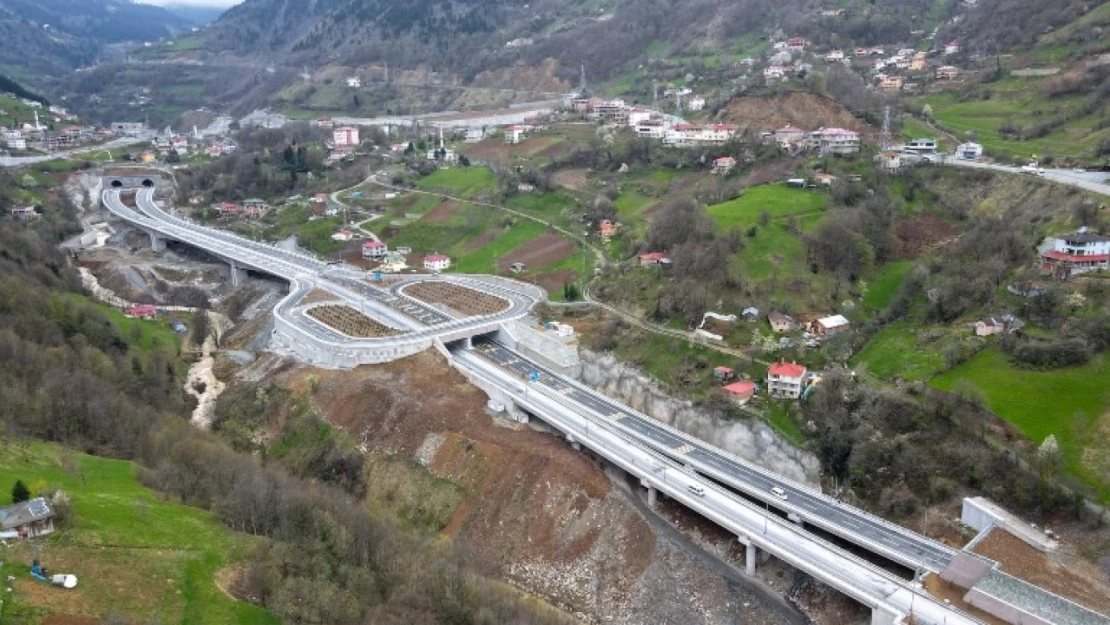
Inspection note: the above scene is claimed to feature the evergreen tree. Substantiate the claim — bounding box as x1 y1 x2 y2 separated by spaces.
11 479 30 504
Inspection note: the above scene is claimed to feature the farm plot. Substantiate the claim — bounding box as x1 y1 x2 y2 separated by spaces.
307 305 401 338
496 233 578 272
403 281 509 316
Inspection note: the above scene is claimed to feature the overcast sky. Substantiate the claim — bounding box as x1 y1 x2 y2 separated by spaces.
136 0 243 7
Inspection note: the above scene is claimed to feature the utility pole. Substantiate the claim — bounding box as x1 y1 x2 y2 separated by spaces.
652 81 658 110
384 62 389 83
579 63 586 94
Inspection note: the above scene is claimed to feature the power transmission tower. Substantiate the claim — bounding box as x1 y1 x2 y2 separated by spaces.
881 105 891 149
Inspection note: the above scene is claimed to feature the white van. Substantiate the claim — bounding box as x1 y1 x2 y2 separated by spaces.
687 484 706 497
770 486 788 500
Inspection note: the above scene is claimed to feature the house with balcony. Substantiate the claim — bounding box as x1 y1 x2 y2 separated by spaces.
1040 229 1110 277
424 254 451 271
713 156 737 175
811 127 860 155
767 362 807 399
360 240 387 259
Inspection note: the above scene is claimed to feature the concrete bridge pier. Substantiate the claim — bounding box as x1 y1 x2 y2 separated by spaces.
788 512 804 528
566 434 581 451
737 535 757 576
640 480 658 507
149 232 166 252
229 260 248 287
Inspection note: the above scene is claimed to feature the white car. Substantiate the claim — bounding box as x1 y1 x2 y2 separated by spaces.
688 484 706 497
1074 167 1087 173
771 486 788 500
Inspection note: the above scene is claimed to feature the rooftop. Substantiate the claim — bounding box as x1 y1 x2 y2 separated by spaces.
0 498 53 530
769 362 807 378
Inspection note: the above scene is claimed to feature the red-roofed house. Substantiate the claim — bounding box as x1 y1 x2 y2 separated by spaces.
312 193 328 203
1040 231 1110 276
775 124 806 144
362 240 388 259
723 380 757 403
787 37 807 51
599 220 618 242
218 202 239 218
505 126 524 144
713 366 735 380
713 156 736 175
767 362 807 399
125 304 158 319
639 251 669 266
424 254 451 271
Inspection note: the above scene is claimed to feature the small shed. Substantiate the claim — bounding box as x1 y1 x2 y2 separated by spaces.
713 366 735 380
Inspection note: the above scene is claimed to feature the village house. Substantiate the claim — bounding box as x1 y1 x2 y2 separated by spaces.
957 142 983 159
663 124 737 147
633 119 668 139
767 362 807 399
125 304 158 319
811 127 860 155
464 128 485 143
599 219 618 242
333 126 360 147
775 124 807 146
505 126 525 144
975 317 1006 336
813 314 850 336
713 156 737 175
312 193 328 203
362 240 388 259
936 65 959 80
346 76 362 88
314 117 334 129
814 173 838 186
424 253 451 271
0 498 55 539
825 50 845 62
218 202 239 219
742 307 760 323
723 379 757 403
687 96 706 111
787 37 807 51
517 182 535 193
10 206 38 220
331 229 355 242
764 65 788 80
911 52 928 71
1040 229 1110 276
626 108 655 126
878 151 904 171
768 311 796 333
944 41 961 55
639 251 669 266
242 198 268 217
713 366 735 381
880 76 904 91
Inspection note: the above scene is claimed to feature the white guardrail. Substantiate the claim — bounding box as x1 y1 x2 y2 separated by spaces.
453 351 984 625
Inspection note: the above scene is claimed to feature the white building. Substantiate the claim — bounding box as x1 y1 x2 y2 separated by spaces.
464 128 485 143
1040 229 1110 276
626 108 655 126
505 126 524 144
361 240 388 259
663 124 737 147
633 119 668 139
687 96 706 111
764 65 788 80
5 138 26 150
767 362 807 399
811 128 861 155
424 254 451 271
333 126 360 147
957 142 983 159
825 50 845 62
346 76 362 88
712 156 736 175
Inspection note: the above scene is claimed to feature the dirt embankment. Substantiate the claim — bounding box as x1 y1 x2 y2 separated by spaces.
725 92 872 134
277 351 792 624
